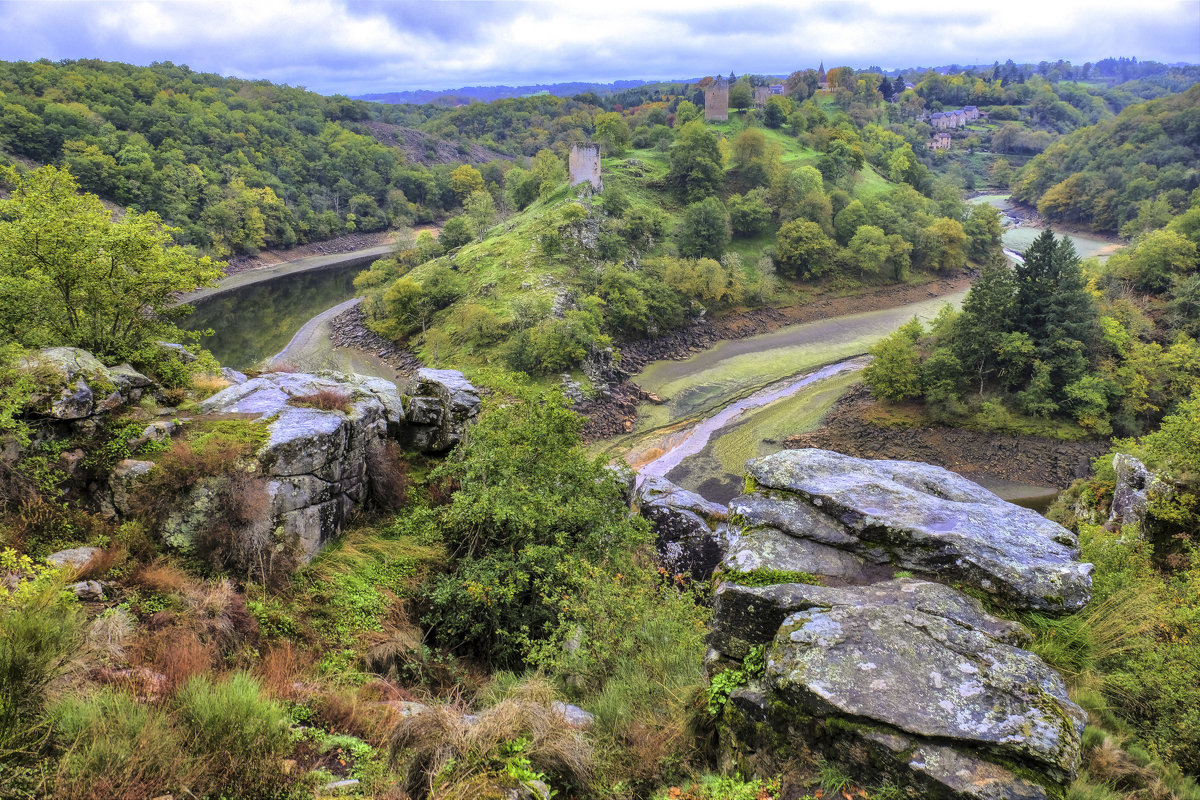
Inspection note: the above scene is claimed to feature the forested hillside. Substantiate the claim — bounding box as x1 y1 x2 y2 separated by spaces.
1013 85 1200 234
0 60 494 255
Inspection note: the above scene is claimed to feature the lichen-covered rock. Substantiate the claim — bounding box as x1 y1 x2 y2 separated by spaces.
721 526 866 580
710 578 1031 662
108 459 157 517
182 370 410 560
771 602 1084 780
20 347 151 420
401 368 481 453
636 475 730 580
852 729 1052 800
745 449 1092 612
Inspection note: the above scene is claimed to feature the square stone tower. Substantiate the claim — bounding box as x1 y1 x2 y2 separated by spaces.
704 77 729 121
569 143 603 191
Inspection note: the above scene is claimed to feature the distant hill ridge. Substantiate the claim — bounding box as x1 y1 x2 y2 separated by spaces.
356 79 661 105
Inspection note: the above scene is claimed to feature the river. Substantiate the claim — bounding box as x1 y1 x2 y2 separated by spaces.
608 198 1117 507
178 249 386 373
195 201 1105 509
604 290 969 503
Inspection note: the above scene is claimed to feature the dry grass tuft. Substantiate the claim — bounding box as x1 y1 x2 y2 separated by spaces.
290 387 352 413
74 545 126 581
133 627 216 690
312 687 396 746
131 559 193 595
86 610 136 663
256 642 313 701
390 676 594 799
190 373 231 399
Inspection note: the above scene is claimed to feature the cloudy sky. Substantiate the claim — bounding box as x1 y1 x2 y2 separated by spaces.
1 0 1197 96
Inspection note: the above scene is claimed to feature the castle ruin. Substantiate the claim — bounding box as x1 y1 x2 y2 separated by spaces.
568 143 602 192
704 77 729 121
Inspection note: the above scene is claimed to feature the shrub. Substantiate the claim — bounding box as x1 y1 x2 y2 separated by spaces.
390 677 593 799
421 381 648 666
0 551 82 758
367 440 410 511
51 689 191 800
174 672 296 798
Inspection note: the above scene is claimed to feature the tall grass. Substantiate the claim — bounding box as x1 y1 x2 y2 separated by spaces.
174 672 296 798
0 564 81 758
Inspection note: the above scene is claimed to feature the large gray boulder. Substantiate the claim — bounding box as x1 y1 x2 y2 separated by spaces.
710 578 1031 663
20 347 152 420
631 456 1092 799
151 371 410 561
771 602 1084 781
401 368 480 453
745 449 1092 612
636 475 730 580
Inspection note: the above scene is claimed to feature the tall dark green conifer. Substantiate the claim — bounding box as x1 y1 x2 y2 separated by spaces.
1013 229 1098 398
954 252 1016 393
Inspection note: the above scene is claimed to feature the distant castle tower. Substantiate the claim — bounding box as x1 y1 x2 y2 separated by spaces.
568 143 602 192
704 76 729 121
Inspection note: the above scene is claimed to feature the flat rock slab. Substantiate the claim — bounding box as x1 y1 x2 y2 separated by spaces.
746 449 1093 612
770 602 1084 780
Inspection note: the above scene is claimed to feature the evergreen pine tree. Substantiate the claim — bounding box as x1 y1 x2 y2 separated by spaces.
1013 229 1098 399
954 252 1016 393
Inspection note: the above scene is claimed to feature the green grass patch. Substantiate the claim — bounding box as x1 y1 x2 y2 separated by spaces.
720 568 822 587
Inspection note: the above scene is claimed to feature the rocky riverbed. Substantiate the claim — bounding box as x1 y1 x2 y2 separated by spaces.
328 303 424 379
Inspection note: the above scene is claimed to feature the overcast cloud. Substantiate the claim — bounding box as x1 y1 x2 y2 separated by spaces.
0 0 1196 95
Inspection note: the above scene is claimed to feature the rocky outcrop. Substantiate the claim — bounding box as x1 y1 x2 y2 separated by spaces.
112 368 479 565
635 475 731 580
400 368 481 454
19 347 152 422
1106 453 1175 533
637 450 1093 800
746 450 1092 613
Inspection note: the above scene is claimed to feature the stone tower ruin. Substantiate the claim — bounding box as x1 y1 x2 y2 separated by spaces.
704 76 729 121
569 143 603 192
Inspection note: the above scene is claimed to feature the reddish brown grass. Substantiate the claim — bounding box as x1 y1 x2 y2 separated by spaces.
312 688 396 746
289 388 352 413
367 440 410 510
131 559 193 595
257 642 314 700
133 627 216 691
75 544 126 580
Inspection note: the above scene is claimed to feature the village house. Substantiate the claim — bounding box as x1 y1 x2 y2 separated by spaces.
928 132 952 150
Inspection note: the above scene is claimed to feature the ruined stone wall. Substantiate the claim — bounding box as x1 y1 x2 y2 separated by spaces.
568 143 602 191
704 78 728 121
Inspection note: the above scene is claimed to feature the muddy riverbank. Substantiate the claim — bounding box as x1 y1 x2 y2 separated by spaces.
784 384 1109 489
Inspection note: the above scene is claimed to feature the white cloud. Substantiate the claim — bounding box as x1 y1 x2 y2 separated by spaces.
0 0 1195 94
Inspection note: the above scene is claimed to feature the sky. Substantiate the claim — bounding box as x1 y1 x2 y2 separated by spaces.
1 0 1198 96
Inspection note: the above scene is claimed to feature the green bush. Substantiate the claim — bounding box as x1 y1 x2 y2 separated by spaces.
422 380 649 666
51 689 187 800
0 551 81 758
174 672 296 798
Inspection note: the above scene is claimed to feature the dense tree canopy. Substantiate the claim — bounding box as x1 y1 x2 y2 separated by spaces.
0 165 222 362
